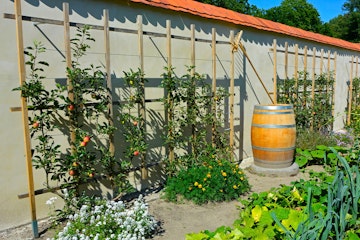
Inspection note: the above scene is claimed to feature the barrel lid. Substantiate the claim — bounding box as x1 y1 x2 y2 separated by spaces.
254 104 293 110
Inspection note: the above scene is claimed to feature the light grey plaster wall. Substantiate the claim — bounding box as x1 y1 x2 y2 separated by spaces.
1 0 359 230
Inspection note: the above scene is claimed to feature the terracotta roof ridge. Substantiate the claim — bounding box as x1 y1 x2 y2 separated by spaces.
131 0 360 52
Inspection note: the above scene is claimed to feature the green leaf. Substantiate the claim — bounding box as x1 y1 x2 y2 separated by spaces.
251 205 263 223
185 233 209 240
296 156 309 167
310 149 325 159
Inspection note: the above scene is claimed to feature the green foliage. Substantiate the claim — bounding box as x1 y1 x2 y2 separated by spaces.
13 26 135 221
187 148 360 239
262 0 322 33
161 66 230 176
194 0 260 15
277 71 334 132
163 158 250 205
52 195 158 239
274 148 360 239
349 77 360 134
295 129 337 150
118 69 148 160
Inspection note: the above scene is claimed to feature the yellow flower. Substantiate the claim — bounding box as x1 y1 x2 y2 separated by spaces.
222 172 227 177
206 173 211 178
240 177 244 181
198 184 202 189
189 187 192 191
209 166 213 169
233 185 238 189
194 182 199 186
203 178 207 182
238 171 243 174
219 189 223 192
202 188 206 191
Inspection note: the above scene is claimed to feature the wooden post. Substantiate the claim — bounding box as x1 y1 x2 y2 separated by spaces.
166 20 174 163
273 39 277 104
348 56 354 125
229 31 235 161
103 9 114 156
356 56 359 77
303 46 308 107
63 3 75 153
311 47 316 130
211 28 217 146
137 15 147 179
332 52 337 116
14 0 38 237
326 50 330 98
320 49 324 75
190 24 196 155
284 41 288 80
294 44 299 90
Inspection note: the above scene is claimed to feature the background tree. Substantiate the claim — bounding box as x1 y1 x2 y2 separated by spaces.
262 0 322 33
195 0 260 15
326 0 360 42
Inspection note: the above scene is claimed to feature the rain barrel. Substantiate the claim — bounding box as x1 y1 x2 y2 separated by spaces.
251 104 296 168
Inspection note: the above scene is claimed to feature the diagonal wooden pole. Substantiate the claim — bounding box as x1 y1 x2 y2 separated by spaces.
14 0 39 237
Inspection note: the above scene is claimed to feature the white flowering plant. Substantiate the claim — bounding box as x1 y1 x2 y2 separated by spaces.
51 195 158 240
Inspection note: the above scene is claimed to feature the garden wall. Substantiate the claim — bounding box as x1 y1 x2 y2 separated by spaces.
1 0 360 231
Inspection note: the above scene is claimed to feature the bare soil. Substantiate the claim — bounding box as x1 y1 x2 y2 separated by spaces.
0 165 321 240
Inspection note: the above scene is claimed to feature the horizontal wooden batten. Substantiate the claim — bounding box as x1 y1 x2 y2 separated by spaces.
3 13 229 44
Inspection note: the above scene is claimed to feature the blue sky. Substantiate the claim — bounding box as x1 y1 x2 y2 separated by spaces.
248 0 347 22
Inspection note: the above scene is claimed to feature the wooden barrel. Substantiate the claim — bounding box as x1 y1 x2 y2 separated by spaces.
251 104 296 168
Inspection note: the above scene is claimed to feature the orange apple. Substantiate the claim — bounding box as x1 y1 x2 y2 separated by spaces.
133 151 140 156
80 141 87 147
133 121 138 126
69 169 76 176
32 121 39 128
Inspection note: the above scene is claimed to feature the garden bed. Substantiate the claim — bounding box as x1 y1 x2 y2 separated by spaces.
0 163 322 240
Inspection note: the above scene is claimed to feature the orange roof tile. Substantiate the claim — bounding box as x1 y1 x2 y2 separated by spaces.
130 0 360 52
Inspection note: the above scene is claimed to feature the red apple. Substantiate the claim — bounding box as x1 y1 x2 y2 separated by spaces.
133 121 138 126
88 172 95 178
68 104 75 111
83 136 91 143
80 141 87 147
133 151 140 156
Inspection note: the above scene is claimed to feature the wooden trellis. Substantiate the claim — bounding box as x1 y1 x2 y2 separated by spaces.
271 41 337 130
347 56 360 125
6 1 244 235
